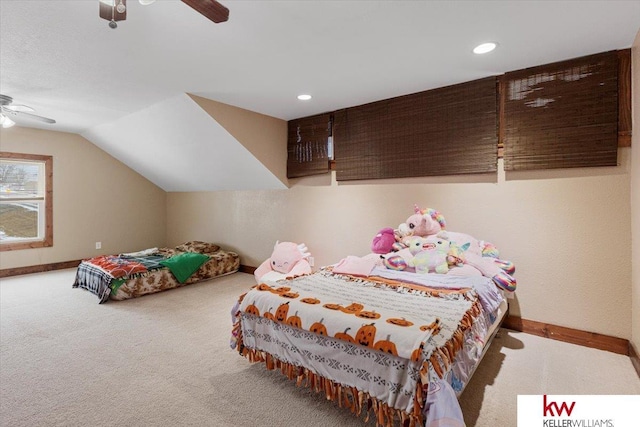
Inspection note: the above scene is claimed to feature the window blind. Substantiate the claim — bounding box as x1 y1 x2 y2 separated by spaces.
333 77 498 181
287 113 331 178
503 51 619 171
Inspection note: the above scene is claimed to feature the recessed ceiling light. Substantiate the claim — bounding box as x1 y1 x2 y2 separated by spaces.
297 94 312 101
473 42 497 54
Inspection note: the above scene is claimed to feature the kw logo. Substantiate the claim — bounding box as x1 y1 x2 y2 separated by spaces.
543 395 576 417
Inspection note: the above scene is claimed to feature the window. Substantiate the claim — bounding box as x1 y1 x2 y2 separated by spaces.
287 113 332 178
0 152 53 251
333 77 498 181
502 51 619 171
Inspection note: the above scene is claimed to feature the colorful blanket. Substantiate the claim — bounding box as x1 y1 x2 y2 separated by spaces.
159 252 210 283
87 254 166 278
234 270 482 426
73 254 167 303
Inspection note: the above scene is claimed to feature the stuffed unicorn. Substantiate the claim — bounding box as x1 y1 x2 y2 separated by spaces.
397 206 447 243
254 241 312 283
393 205 518 292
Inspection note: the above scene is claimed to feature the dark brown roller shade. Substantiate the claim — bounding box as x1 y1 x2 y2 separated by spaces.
287 113 331 178
333 77 498 181
503 51 619 171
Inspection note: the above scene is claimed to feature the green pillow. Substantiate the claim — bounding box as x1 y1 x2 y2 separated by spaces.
160 252 210 283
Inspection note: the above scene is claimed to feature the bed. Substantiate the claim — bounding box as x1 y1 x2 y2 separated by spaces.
73 241 240 303
231 262 509 427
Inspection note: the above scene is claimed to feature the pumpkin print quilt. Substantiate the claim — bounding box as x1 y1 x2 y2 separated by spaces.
233 269 485 426
239 270 478 364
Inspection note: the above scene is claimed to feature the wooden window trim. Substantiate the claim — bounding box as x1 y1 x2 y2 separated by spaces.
618 48 632 147
0 152 53 251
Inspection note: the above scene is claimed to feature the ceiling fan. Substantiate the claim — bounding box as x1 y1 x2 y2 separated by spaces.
0 95 56 129
99 0 229 29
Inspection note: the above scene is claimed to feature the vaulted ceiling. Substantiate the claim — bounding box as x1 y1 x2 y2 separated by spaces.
1 1 639 191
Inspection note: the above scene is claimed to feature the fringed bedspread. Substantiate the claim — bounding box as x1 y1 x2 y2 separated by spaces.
232 270 483 426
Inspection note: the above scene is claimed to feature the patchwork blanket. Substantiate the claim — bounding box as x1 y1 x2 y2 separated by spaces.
73 254 166 303
88 254 165 278
233 270 482 426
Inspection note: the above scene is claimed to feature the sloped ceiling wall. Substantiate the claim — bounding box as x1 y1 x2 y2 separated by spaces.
188 94 289 186
81 93 288 192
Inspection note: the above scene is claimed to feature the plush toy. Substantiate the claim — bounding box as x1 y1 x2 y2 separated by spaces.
254 241 312 283
461 253 517 291
395 205 518 291
406 234 451 274
371 227 396 254
446 240 466 267
381 230 455 272
443 232 516 291
397 206 446 241
381 254 408 271
399 205 496 257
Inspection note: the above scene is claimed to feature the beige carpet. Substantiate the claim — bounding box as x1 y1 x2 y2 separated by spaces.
1 269 638 427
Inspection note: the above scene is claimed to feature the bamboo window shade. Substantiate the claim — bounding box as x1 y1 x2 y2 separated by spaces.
503 51 619 171
333 77 498 181
287 113 332 178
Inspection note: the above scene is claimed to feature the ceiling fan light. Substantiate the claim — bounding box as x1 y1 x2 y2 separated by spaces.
1 114 15 128
297 94 312 101
139 0 156 5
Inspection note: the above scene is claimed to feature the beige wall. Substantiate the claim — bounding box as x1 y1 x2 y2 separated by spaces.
631 30 640 355
188 94 289 187
167 147 632 339
0 127 166 269
1 57 635 345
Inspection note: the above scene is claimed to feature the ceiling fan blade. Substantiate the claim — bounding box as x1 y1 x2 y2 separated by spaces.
181 0 229 23
13 111 56 124
5 104 35 113
99 0 127 22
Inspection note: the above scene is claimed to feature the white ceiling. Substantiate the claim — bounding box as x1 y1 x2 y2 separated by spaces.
1 0 639 190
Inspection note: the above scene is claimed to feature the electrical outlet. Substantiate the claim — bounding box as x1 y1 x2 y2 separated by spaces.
308 256 314 267
95 242 102 250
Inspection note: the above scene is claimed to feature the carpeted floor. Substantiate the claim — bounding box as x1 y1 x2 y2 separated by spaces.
1 269 638 427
